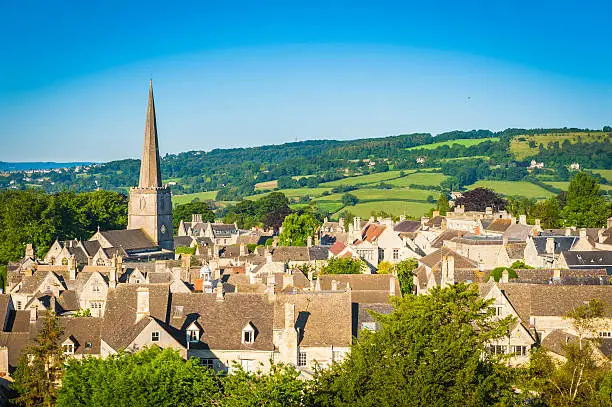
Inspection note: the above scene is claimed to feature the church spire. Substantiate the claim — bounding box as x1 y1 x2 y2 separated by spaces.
138 80 162 188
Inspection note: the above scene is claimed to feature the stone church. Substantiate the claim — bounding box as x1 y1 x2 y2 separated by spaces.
43 82 173 266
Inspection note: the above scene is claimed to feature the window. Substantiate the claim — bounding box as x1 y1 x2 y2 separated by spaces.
96 258 105 266
151 331 160 342
298 351 307 367
243 330 253 344
489 306 503 317
599 331 612 338
92 285 100 292
187 329 199 342
16 301 22 310
90 302 102 309
512 346 527 356
200 358 216 368
240 359 254 372
173 306 184 318
488 345 507 355
361 322 378 332
63 344 74 355
392 249 399 260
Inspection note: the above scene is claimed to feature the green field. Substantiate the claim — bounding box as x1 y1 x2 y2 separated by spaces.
588 169 612 182
510 132 608 160
333 201 432 219
172 191 218 205
319 170 410 187
407 138 499 151
544 181 612 193
254 180 278 190
386 172 448 187
468 181 554 199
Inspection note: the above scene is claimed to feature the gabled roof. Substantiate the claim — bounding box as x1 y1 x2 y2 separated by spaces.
393 220 421 233
532 236 577 255
271 247 310 262
329 241 346 256
419 247 478 270
504 242 527 260
431 229 470 249
96 229 158 251
168 293 274 351
274 292 352 347
562 250 612 267
513 268 608 285
362 224 386 242
503 224 533 241
485 219 512 233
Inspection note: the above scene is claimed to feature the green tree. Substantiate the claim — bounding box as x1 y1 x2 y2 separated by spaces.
527 300 609 406
435 193 451 215
221 363 306 407
12 311 65 407
321 257 364 275
309 283 517 406
376 260 394 274
532 197 562 229
172 201 215 230
488 267 518 282
341 193 358 207
561 172 611 227
58 347 221 407
278 213 321 246
395 258 418 295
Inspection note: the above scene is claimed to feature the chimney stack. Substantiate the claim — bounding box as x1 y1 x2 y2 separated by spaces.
432 210 440 218
501 269 509 283
68 255 76 281
338 218 345 230
389 276 396 296
447 256 455 285
519 215 527 225
215 281 224 301
136 287 150 322
546 237 555 254
315 278 321 291
25 244 34 258
485 207 493 216
502 236 508 247
565 227 572 236
579 228 587 239
421 216 430 227
553 269 561 281
331 279 338 291
29 306 37 323
534 218 541 228
307 236 313 248
440 256 449 287
239 244 247 257
284 303 295 331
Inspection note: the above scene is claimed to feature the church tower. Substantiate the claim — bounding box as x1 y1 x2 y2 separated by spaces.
127 81 174 250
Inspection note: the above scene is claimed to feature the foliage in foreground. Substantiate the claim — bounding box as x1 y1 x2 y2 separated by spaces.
320 257 365 275
58 347 306 407
309 283 518 406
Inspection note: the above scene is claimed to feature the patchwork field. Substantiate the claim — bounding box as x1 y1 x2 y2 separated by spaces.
386 172 448 187
510 132 608 160
318 170 411 187
468 181 555 199
588 169 612 182
333 201 433 219
172 190 218 205
544 181 612 193
406 138 499 151
254 180 278 190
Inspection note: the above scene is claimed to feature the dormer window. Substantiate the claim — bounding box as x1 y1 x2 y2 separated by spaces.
92 285 100 292
62 338 75 355
242 322 255 344
186 322 200 343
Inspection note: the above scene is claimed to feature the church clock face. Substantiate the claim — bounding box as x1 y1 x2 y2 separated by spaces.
160 224 167 235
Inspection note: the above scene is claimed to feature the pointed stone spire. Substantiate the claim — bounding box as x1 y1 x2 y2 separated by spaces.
139 80 162 188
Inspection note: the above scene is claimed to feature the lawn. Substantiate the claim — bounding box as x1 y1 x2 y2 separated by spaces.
406 138 499 151
387 172 448 187
468 180 554 199
510 132 607 160
333 201 432 219
172 190 218 205
318 170 410 187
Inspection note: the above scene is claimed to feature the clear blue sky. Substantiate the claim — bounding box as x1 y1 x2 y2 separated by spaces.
1 0 611 162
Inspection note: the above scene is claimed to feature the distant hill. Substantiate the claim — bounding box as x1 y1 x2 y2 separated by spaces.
0 162 94 171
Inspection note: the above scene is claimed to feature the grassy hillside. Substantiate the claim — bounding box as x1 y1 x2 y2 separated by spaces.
406 137 499 151
172 191 218 205
318 170 409 187
468 181 554 199
510 132 608 160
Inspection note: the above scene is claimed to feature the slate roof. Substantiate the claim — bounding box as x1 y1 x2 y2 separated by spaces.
274 292 352 347
425 216 445 228
498 284 612 324
101 284 170 350
0 332 30 369
97 229 158 251
503 224 533 241
562 251 612 268
168 292 274 351
513 268 609 285
57 317 102 355
419 247 478 270
532 236 578 255
210 223 237 237
0 295 11 330
504 243 527 260
486 219 512 233
431 229 472 248
271 247 310 262
308 246 330 261
393 220 421 233
355 303 394 337
174 236 195 248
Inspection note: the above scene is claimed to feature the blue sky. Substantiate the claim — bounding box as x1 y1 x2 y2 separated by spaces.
1 0 611 162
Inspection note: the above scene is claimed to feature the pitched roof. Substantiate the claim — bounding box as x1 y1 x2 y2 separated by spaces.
0 295 11 330
562 250 612 267
532 236 577 255
503 224 533 241
0 332 30 368
308 246 329 261
431 229 470 248
363 224 386 242
513 268 609 285
504 242 527 260
97 229 158 251
393 220 421 233
168 292 274 351
101 284 170 350
57 317 102 355
329 241 346 256
485 219 512 233
419 247 478 270
274 292 352 347
271 247 310 262
425 216 445 228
